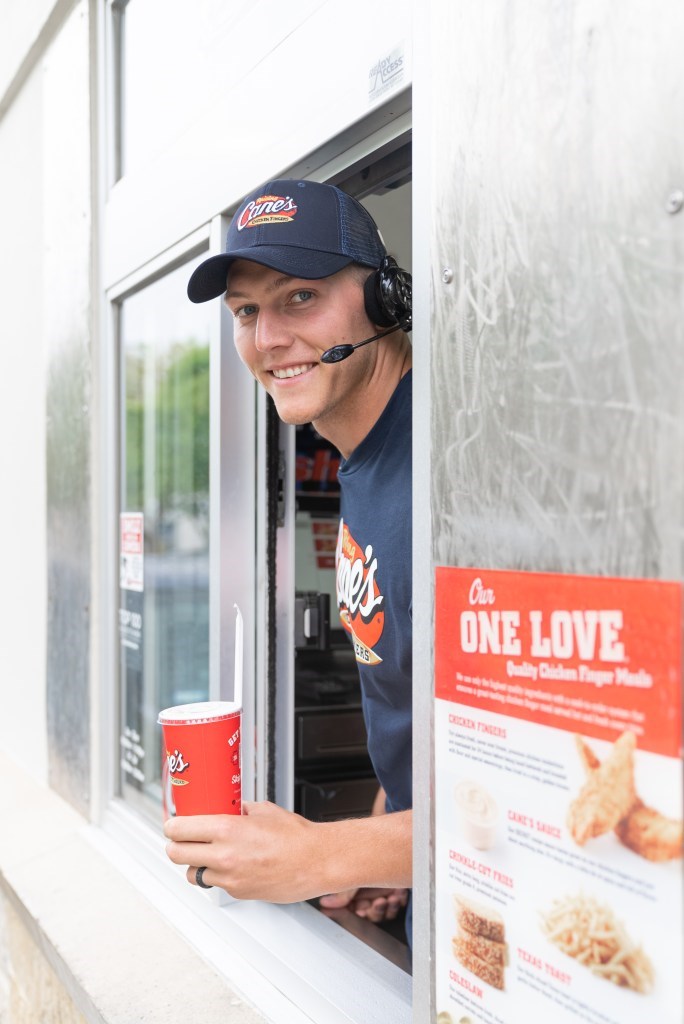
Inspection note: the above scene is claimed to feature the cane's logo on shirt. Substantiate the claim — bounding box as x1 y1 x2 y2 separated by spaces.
236 194 297 230
336 519 384 665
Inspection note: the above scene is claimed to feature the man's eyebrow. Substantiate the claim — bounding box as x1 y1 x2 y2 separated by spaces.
225 275 296 300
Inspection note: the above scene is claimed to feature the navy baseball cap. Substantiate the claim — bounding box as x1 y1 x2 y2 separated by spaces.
187 179 387 303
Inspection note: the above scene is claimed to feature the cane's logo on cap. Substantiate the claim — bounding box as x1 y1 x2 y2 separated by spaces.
236 194 297 231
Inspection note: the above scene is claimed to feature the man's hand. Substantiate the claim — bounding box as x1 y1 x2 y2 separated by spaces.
164 801 326 903
164 800 412 904
319 886 408 923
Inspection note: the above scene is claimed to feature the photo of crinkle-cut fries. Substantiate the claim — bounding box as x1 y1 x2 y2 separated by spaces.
540 892 654 994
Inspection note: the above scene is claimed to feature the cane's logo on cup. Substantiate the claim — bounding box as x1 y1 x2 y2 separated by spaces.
336 518 384 666
167 748 190 786
236 194 297 230
158 701 242 815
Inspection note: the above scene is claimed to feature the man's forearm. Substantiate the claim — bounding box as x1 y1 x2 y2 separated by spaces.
316 809 412 895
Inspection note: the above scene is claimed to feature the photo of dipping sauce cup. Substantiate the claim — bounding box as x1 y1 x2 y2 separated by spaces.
158 700 242 816
454 778 498 850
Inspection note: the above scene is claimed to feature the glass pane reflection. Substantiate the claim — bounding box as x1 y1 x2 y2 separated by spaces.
119 256 212 816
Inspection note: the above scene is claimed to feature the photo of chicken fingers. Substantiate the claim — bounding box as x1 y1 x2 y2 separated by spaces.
567 731 636 845
615 799 683 862
571 733 683 861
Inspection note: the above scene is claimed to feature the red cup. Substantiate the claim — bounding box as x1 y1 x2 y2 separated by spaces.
158 701 242 816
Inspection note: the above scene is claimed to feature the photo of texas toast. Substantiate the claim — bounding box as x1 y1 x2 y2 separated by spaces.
452 894 507 990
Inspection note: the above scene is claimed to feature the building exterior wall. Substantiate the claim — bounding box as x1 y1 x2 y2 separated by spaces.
0 896 88 1024
0 3 415 1022
3 1 682 1021
103 0 413 288
0 17 50 784
43 0 92 816
418 1 684 1020
0 752 266 1024
0 0 91 807
428 0 684 578
0 0 70 102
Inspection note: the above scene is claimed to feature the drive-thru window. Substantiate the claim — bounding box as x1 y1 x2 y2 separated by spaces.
104 2 416 1019
113 158 414 994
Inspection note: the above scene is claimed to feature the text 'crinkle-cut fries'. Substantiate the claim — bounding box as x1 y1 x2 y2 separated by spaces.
540 893 654 994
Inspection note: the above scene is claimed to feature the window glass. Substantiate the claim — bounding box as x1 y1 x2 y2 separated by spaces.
118 256 213 818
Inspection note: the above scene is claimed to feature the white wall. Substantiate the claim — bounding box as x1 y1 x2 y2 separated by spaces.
105 0 412 287
0 0 67 99
0 0 411 787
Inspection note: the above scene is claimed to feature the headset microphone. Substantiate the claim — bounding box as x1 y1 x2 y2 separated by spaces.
320 322 406 364
320 255 413 364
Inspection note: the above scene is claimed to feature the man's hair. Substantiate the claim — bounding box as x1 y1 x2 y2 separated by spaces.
346 262 375 288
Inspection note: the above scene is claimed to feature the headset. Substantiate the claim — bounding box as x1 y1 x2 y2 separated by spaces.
320 256 413 364
363 255 413 330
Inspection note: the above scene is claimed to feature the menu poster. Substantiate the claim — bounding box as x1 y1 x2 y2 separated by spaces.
433 567 683 1024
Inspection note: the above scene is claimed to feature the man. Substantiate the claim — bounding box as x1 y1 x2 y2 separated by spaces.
164 178 413 942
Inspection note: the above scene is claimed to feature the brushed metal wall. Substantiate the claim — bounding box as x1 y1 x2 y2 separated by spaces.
46 341 91 815
45 2 92 816
414 3 684 1019
430 0 684 579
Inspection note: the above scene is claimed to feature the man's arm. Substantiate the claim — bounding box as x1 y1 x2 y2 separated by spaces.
318 787 410 921
164 801 412 901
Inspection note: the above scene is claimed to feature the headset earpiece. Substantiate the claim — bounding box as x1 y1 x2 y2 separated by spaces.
363 256 413 331
363 268 395 327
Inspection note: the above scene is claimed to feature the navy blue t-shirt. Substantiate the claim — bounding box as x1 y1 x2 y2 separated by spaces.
335 370 413 812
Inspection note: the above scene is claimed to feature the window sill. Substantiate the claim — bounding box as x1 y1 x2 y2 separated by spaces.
0 749 412 1023
99 797 413 1024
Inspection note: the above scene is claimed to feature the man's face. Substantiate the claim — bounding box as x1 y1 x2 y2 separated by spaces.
224 260 377 432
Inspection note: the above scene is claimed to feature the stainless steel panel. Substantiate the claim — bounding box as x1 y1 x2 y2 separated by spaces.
45 1 92 816
46 338 92 815
414 2 684 1020
431 0 684 579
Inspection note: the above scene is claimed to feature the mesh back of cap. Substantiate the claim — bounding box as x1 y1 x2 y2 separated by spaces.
336 190 387 266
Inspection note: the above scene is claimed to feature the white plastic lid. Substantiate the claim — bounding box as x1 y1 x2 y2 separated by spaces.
157 700 241 725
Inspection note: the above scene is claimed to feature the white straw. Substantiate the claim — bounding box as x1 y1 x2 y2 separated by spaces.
233 604 243 708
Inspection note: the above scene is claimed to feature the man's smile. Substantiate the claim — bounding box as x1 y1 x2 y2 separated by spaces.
270 363 316 379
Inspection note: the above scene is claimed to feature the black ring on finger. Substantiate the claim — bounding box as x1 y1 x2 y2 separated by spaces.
196 866 213 889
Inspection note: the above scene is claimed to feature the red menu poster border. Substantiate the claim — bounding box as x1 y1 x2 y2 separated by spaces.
435 567 682 758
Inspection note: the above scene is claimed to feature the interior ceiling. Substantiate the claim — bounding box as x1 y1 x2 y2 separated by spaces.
334 141 412 199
